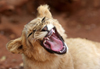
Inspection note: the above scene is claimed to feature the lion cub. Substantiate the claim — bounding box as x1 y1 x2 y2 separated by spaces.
6 5 100 69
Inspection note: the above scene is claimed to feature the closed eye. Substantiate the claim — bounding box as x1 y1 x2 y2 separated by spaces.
28 32 32 37
28 30 36 37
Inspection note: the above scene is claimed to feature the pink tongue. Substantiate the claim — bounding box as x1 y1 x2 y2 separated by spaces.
46 35 63 51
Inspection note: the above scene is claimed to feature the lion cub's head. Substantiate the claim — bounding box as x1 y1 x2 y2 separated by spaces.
6 5 68 61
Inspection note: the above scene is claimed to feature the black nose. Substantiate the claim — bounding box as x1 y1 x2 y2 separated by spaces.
42 25 48 31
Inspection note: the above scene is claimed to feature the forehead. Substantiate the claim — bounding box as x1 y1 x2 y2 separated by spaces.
23 17 56 33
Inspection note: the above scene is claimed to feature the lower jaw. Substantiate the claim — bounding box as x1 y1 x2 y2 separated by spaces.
41 39 67 54
43 45 67 54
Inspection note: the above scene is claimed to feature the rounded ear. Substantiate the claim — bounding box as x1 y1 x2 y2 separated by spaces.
6 37 23 54
37 5 52 18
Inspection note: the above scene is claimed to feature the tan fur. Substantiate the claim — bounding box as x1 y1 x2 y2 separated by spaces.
37 5 52 18
6 5 100 69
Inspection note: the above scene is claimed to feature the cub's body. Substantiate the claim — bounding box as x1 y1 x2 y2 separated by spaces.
6 5 100 69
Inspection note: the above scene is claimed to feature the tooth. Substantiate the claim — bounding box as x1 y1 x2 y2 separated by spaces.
63 46 65 50
52 30 55 33
60 51 62 53
47 38 49 40
44 40 46 43
49 35 51 37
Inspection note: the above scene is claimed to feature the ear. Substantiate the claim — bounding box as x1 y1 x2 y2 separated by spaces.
6 37 23 54
37 4 52 18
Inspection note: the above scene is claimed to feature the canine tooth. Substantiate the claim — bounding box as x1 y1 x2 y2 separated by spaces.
60 51 62 53
47 38 49 40
52 30 55 33
44 40 46 43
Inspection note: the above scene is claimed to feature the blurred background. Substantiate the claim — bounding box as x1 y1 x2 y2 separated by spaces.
0 0 100 68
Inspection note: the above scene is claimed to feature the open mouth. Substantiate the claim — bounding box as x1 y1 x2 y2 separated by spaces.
42 27 67 54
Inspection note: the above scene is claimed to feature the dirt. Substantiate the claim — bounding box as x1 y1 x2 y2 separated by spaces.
0 0 100 69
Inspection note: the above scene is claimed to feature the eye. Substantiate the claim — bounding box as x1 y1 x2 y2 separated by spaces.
28 32 32 37
42 17 45 22
28 30 36 37
41 25 48 31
